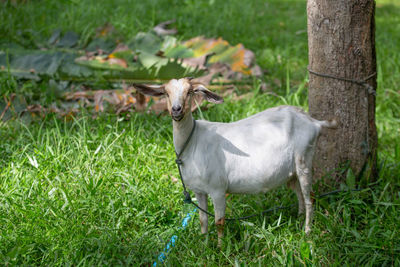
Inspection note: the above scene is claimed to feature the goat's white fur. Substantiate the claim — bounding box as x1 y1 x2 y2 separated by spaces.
134 78 335 245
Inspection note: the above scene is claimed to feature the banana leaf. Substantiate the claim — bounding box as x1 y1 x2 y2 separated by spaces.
1 28 258 87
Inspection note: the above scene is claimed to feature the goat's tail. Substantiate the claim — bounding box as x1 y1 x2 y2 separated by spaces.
315 118 338 129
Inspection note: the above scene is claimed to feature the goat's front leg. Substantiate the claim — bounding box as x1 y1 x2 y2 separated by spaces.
211 193 226 247
195 192 208 234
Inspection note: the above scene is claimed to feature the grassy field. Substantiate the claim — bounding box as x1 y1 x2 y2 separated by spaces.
1 0 400 265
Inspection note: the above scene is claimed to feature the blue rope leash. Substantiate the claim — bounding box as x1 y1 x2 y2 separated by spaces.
153 207 197 266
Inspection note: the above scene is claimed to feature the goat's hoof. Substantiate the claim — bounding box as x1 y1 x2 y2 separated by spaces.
305 227 311 235
202 233 209 245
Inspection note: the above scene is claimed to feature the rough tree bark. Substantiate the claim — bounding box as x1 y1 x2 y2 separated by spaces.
307 0 377 183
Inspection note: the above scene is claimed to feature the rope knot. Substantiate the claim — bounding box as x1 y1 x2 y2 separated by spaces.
183 191 192 204
175 159 183 165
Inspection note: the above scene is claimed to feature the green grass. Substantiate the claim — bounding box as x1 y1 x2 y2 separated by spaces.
1 0 400 266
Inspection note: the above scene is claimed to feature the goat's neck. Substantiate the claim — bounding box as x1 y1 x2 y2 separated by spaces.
173 112 194 155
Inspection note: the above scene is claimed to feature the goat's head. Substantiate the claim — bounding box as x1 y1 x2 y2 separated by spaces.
133 78 223 121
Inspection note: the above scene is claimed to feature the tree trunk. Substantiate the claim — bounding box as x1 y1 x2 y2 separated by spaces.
307 0 377 184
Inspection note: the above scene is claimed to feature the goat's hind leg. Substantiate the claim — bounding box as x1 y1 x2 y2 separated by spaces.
295 155 313 234
195 192 208 234
287 176 305 216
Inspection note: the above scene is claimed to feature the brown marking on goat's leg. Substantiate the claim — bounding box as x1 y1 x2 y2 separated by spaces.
216 217 225 247
200 219 207 234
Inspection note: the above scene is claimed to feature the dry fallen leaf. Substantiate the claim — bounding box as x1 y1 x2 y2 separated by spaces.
106 58 128 68
153 19 178 36
183 37 259 76
95 22 115 37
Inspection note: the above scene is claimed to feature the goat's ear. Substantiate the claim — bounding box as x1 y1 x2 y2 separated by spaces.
133 84 165 97
193 84 223 104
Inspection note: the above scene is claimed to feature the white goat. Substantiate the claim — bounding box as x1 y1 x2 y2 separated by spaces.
134 78 336 245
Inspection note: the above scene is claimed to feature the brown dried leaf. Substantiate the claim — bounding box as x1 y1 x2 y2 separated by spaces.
94 92 104 112
243 49 255 68
106 58 128 68
116 103 135 114
95 23 115 37
251 65 263 77
150 97 168 113
110 43 130 54
0 94 15 121
182 54 208 70
153 19 177 36
191 62 229 85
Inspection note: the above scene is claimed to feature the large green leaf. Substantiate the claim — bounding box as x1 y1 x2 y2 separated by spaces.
56 31 79 48
162 36 194 58
164 45 194 58
86 38 116 53
59 54 94 78
11 52 65 75
137 52 168 69
156 58 201 79
128 32 162 54
0 50 65 79
48 29 61 45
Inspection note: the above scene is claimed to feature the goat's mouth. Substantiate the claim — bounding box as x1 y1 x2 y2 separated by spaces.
172 113 184 121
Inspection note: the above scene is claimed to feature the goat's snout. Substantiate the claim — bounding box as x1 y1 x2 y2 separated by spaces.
171 105 184 121
172 105 183 113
